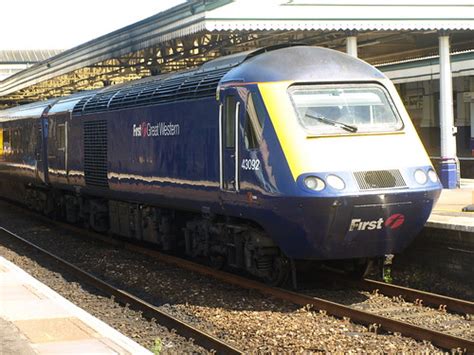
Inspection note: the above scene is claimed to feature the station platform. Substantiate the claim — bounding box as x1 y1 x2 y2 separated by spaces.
0 256 151 355
399 179 474 281
427 178 474 233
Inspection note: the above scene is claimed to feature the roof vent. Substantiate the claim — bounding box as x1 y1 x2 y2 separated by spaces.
73 66 231 115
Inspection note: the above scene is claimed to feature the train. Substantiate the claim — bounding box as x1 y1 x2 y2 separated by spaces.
0 45 442 285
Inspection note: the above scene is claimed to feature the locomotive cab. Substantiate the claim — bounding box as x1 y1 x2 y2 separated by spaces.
218 46 442 276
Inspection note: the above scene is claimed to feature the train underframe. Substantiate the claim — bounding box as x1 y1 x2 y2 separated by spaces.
18 182 292 285
0 179 377 286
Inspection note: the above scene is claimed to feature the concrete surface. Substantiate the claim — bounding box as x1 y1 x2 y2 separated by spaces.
0 317 36 355
427 178 474 232
0 256 152 355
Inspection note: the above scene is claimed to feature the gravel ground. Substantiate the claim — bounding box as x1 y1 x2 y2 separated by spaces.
353 292 473 340
300 278 473 342
0 204 207 353
390 264 474 302
0 200 449 353
0 244 207 354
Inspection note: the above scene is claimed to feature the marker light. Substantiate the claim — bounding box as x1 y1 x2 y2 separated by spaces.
326 174 345 190
414 169 428 185
304 176 325 191
428 169 438 183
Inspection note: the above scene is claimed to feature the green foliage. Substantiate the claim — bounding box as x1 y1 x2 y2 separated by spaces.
151 338 162 355
383 266 393 284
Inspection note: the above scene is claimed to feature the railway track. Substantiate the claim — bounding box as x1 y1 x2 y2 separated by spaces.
133 247 474 352
0 227 242 355
310 270 473 315
58 224 474 352
1 207 473 352
349 277 473 315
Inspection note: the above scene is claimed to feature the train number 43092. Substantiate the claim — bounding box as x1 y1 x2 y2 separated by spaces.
241 158 261 170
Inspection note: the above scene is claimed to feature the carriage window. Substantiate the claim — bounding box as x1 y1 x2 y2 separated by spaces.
2 129 10 154
244 92 265 149
224 96 236 148
57 124 66 149
11 129 20 153
289 84 403 135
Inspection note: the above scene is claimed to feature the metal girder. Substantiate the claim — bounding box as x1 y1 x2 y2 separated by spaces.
0 32 251 105
1 28 473 107
1 0 474 107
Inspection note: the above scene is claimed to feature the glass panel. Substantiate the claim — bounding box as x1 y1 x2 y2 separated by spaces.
289 84 403 135
11 129 20 152
224 96 236 148
3 129 10 154
244 92 265 149
57 124 66 149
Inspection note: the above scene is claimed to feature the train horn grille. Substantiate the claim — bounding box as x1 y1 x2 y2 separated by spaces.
354 170 406 190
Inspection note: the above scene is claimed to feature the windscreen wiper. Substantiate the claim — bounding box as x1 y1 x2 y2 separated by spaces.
305 113 358 133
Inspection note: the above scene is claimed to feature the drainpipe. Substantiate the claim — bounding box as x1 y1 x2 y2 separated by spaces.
438 32 459 188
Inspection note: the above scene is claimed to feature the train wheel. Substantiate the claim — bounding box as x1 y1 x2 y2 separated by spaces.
264 256 290 286
209 253 226 270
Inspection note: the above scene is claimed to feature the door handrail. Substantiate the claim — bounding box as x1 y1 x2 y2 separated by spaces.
234 101 240 192
218 104 223 190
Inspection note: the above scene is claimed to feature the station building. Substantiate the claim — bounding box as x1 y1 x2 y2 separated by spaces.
380 51 474 178
0 0 473 188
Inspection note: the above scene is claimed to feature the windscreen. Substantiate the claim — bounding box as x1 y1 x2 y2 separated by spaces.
289 84 403 135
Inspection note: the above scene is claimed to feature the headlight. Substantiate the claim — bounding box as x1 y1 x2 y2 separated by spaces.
428 169 438 183
304 176 325 191
414 169 427 185
326 174 345 190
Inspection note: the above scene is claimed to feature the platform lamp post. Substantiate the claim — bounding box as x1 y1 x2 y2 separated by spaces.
438 31 460 189
346 31 358 58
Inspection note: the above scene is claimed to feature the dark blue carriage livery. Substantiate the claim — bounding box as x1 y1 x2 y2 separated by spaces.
0 46 441 283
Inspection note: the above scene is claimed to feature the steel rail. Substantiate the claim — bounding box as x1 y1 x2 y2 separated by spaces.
314 271 474 316
1 207 473 352
74 228 474 352
132 245 474 352
357 278 474 315
0 227 242 355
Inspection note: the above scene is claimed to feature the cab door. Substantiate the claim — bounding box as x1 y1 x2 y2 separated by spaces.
219 88 243 193
36 117 49 184
47 115 69 185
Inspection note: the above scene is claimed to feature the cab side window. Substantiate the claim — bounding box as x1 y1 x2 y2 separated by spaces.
224 96 236 149
57 124 66 150
244 91 265 150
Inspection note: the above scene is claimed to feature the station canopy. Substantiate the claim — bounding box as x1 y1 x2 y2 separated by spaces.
1 0 473 106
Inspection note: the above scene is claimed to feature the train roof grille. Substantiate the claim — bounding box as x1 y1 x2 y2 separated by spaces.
74 66 231 115
72 96 91 114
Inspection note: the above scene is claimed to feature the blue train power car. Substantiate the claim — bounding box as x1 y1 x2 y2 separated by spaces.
0 46 442 284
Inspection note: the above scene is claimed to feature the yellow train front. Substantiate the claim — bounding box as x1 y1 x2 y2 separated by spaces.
218 46 442 273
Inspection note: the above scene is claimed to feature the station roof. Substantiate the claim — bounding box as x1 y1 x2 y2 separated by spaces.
1 0 473 106
0 50 63 65
205 0 474 31
379 49 474 84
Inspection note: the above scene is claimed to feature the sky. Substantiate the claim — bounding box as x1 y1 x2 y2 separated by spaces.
0 0 185 50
